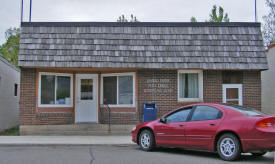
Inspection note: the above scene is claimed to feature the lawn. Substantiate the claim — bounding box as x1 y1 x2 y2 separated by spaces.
0 126 19 136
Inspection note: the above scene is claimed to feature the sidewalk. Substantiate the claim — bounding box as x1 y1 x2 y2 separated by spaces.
0 135 134 146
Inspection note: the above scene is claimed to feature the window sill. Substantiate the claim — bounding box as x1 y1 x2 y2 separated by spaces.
38 105 73 108
100 104 136 108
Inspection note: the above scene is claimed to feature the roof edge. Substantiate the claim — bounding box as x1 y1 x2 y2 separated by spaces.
21 22 261 27
0 56 20 72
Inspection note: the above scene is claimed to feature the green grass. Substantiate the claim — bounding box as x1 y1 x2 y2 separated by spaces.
0 126 19 136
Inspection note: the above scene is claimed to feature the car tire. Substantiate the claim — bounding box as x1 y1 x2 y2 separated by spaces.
251 151 267 156
217 133 241 161
139 129 155 151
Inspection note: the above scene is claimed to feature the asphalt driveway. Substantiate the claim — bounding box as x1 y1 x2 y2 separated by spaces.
0 145 273 164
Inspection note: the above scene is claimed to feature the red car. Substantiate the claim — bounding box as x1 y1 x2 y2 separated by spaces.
132 103 275 161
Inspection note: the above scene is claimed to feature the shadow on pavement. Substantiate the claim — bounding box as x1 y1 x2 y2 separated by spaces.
134 146 274 163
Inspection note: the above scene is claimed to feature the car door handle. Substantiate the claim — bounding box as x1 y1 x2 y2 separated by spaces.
210 123 215 126
179 124 184 127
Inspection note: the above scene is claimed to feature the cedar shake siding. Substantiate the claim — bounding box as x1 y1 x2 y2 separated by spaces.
18 22 267 125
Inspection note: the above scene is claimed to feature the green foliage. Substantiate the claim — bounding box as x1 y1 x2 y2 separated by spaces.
208 5 230 22
0 126 19 136
117 14 139 22
190 17 197 22
190 5 230 23
0 28 20 67
262 0 275 46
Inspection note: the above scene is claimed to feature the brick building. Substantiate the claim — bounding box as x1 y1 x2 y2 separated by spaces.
18 22 267 127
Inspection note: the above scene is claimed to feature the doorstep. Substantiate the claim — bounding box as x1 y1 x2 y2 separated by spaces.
20 124 136 136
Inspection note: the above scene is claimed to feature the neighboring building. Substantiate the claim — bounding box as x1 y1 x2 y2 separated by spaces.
0 56 20 131
262 43 275 115
18 22 267 126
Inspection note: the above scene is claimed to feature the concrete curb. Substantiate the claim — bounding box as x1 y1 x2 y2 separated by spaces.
0 136 135 146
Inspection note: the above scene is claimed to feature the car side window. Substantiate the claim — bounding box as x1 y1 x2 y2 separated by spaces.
166 107 192 123
191 106 222 121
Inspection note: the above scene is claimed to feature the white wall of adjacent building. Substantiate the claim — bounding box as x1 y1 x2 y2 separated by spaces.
0 57 20 131
261 44 275 115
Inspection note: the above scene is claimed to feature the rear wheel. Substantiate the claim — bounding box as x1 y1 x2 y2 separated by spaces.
139 129 155 151
217 133 241 161
251 151 267 156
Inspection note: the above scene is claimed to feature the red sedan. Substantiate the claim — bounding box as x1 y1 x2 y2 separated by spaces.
132 103 275 161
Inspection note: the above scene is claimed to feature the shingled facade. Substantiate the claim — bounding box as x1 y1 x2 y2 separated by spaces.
18 22 267 125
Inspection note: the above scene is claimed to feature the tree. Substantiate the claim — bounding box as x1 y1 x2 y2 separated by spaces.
0 27 20 67
117 14 139 22
208 5 229 22
190 5 230 22
262 0 275 46
190 17 197 22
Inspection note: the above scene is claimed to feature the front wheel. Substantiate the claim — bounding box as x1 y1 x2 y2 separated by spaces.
251 151 267 156
217 133 241 161
139 129 155 151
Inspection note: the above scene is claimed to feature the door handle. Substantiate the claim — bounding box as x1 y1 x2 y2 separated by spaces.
210 123 215 126
179 124 184 127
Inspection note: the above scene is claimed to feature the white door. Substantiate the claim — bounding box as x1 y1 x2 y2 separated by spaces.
75 74 98 123
222 84 243 106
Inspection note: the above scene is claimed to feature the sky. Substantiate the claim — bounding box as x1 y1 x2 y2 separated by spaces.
0 0 270 45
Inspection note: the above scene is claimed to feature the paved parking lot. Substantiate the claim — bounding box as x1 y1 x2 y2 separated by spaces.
0 145 273 164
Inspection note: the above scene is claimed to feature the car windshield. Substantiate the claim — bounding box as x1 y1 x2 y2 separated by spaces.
221 104 265 116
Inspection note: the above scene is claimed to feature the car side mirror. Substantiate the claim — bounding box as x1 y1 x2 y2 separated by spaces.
160 118 167 123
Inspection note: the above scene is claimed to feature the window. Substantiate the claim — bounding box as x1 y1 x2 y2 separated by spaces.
14 83 18 96
222 71 243 84
39 72 73 107
81 79 93 100
191 106 222 121
221 104 265 116
222 84 243 105
166 107 192 122
101 72 135 106
178 70 203 102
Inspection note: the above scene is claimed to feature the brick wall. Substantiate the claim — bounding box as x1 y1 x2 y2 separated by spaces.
20 68 73 125
20 69 261 125
137 70 262 123
100 107 139 124
20 68 37 125
243 71 261 110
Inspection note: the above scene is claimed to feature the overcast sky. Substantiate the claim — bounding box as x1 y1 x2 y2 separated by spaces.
0 0 269 45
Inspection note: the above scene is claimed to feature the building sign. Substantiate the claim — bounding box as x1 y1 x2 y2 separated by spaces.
144 79 173 93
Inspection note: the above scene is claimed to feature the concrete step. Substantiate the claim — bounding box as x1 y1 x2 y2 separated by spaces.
20 124 136 136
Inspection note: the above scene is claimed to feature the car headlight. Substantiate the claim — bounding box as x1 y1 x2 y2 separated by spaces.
132 126 136 131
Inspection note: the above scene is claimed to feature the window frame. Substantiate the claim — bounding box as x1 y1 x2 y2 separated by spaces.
177 70 203 102
38 72 73 108
189 105 223 122
222 84 243 106
100 72 136 107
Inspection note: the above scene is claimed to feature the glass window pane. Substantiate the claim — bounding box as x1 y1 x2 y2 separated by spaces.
81 79 93 100
41 75 55 104
179 73 198 98
166 107 192 122
191 106 221 121
103 76 117 104
56 76 71 105
119 76 133 104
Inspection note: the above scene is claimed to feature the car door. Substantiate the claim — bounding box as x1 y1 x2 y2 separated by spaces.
184 105 223 150
154 106 193 147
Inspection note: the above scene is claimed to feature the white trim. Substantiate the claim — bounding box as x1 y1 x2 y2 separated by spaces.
177 70 203 102
222 84 243 106
38 72 73 108
100 72 136 107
